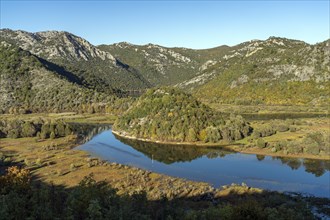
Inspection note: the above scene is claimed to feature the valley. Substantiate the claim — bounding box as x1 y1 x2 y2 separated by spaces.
0 28 329 219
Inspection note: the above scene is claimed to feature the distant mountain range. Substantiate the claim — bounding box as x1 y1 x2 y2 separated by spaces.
0 28 329 113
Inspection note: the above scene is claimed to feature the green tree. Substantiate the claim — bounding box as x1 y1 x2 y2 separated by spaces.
256 138 266 148
22 122 36 137
187 128 197 142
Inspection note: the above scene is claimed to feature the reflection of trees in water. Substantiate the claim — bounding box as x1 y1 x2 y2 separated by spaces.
275 157 329 177
303 159 330 177
79 126 329 177
116 133 330 176
115 135 235 164
69 123 112 144
256 155 266 161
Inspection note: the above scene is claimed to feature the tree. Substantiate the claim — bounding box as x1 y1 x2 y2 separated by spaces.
187 128 197 142
22 122 36 137
256 138 266 148
40 124 50 139
205 126 221 143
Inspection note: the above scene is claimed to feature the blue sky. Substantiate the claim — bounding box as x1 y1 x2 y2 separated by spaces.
1 1 329 49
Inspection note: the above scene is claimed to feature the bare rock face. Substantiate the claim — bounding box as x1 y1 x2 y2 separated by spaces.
0 29 115 62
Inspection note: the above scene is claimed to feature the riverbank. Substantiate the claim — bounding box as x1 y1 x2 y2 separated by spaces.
112 129 330 161
1 124 329 218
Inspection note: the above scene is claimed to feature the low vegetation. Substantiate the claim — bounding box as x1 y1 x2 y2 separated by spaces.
235 118 330 159
0 164 319 219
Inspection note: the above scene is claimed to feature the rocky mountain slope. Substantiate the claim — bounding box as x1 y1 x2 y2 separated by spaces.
99 43 200 86
0 29 150 93
98 43 234 86
1 28 329 107
190 37 330 105
0 43 126 113
101 37 329 106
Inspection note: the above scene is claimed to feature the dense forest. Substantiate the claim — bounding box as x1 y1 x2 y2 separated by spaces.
114 87 252 143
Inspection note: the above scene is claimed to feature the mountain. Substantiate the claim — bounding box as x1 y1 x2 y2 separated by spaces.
185 37 330 105
1 28 329 107
0 43 129 113
113 87 251 143
100 38 330 106
98 43 201 86
98 43 235 86
0 29 151 93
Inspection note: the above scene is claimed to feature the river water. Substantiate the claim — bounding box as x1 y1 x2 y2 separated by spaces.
77 129 330 198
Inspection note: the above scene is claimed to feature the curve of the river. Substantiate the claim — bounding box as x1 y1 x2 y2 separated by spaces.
76 129 330 198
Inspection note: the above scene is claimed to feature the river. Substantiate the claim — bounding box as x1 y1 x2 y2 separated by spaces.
76 129 330 198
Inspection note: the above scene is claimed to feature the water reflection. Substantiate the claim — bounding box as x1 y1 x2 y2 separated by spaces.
272 157 330 177
115 134 329 177
115 135 234 164
69 123 112 143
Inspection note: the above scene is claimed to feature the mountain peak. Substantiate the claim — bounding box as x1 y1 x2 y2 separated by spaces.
0 29 116 62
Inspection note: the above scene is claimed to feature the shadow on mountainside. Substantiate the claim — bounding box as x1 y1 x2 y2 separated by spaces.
38 57 86 86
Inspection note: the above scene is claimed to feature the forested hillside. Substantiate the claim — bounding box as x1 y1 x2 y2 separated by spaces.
0 44 132 114
0 29 151 93
113 87 251 143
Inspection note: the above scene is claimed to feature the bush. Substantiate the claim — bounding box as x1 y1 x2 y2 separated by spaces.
35 159 42 167
70 163 77 171
274 123 289 132
286 142 302 154
252 125 275 138
256 138 266 148
289 126 297 132
50 131 56 139
22 122 36 137
7 130 20 139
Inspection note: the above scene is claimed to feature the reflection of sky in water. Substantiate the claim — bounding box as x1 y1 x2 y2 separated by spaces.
77 130 330 198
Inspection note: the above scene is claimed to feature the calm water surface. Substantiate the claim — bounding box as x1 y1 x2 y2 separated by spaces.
77 129 330 198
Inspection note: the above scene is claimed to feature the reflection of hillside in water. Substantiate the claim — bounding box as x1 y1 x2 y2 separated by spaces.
260 156 330 177
114 134 235 164
115 134 330 176
69 123 112 144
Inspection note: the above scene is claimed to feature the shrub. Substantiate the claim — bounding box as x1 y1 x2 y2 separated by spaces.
35 158 42 167
274 123 289 132
22 122 36 137
70 163 77 171
24 158 31 167
7 130 20 139
252 125 275 138
50 131 56 139
256 138 266 148
286 142 302 154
